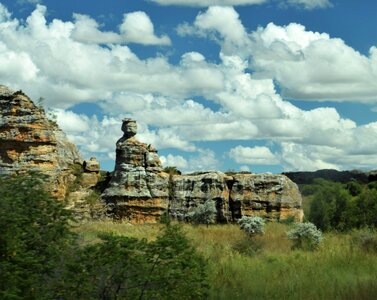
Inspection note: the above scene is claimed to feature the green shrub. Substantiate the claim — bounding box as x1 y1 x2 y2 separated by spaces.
188 200 217 226
346 181 363 196
0 173 209 299
279 215 296 225
351 229 377 253
238 216 265 236
0 173 74 299
287 222 322 251
232 236 263 256
61 224 208 299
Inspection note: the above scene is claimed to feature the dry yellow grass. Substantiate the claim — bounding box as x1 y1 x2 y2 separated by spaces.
74 220 377 300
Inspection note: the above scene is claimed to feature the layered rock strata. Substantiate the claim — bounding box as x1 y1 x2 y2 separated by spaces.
170 172 233 222
170 172 303 223
0 85 81 198
103 118 303 223
101 118 169 224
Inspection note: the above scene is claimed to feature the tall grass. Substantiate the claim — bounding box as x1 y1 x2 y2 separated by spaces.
74 221 377 299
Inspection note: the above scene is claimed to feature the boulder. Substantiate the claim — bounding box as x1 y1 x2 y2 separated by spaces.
84 157 100 173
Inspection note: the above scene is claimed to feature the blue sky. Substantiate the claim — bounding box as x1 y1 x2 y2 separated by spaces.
1 0 377 173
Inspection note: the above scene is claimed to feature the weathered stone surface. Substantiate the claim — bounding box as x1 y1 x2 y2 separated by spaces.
170 172 303 222
101 118 169 224
170 172 232 222
102 118 304 223
229 174 303 222
81 172 99 187
0 86 82 198
84 157 100 173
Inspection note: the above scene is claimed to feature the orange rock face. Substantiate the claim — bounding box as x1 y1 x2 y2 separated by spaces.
0 85 81 198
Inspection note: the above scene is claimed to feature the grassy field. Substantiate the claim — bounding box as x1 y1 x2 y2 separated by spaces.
74 221 377 300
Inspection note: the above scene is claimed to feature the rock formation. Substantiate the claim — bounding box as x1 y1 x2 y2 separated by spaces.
170 172 232 222
0 85 82 198
0 84 303 224
101 118 170 224
103 119 303 223
229 173 303 221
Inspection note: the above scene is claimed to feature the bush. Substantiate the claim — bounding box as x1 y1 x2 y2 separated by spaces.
287 222 322 251
351 229 377 253
232 236 263 256
0 173 209 299
238 216 265 236
61 224 209 300
188 200 217 226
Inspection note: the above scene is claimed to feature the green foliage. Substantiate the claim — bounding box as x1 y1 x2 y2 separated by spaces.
232 236 263 256
308 180 352 231
0 173 208 299
353 189 377 228
188 200 217 226
346 180 363 196
238 216 265 236
287 222 322 251
60 224 208 299
351 228 377 253
305 179 377 231
0 174 74 299
279 215 296 225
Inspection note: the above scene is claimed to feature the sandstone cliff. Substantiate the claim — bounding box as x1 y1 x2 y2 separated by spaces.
102 119 303 223
0 85 81 198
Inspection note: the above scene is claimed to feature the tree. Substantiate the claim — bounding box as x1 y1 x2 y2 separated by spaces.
59 224 208 299
308 180 351 231
0 173 74 299
0 173 209 299
187 200 217 226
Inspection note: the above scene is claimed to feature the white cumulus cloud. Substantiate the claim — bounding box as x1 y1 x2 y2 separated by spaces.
229 145 279 165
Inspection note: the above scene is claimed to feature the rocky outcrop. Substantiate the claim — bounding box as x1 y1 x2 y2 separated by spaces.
101 118 169 224
103 118 303 223
170 172 233 222
65 158 107 221
170 172 303 223
229 173 303 221
0 85 82 198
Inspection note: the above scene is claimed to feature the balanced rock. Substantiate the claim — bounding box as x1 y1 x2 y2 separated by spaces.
0 86 82 198
101 118 169 224
84 157 100 173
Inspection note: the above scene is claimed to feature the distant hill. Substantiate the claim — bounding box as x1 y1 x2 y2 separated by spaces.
283 169 377 185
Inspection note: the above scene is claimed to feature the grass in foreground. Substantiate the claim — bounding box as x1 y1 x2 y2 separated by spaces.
74 221 377 300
